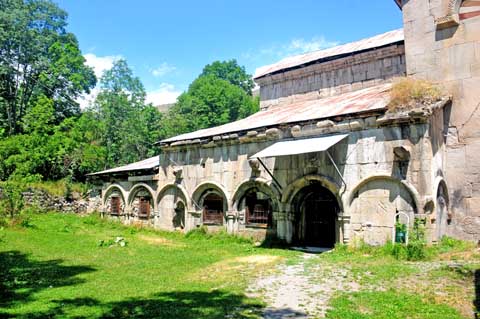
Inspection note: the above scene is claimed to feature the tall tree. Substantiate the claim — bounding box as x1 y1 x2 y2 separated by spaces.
201 59 255 95
165 60 259 137
95 59 163 167
0 0 96 135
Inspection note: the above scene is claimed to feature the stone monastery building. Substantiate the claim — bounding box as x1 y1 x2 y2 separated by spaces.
90 0 480 247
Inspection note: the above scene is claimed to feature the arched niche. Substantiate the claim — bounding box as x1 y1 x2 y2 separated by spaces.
232 178 279 228
348 175 419 245
434 178 450 240
128 183 155 219
103 184 127 216
156 183 189 230
192 182 229 225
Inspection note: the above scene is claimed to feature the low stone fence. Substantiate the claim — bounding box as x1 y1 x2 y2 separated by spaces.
21 188 101 214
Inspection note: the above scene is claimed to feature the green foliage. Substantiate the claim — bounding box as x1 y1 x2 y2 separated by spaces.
94 59 163 167
0 0 95 135
0 180 25 218
201 59 255 94
164 60 259 138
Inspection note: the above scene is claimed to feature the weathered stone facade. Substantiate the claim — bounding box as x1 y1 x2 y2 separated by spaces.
401 0 480 240
92 2 479 246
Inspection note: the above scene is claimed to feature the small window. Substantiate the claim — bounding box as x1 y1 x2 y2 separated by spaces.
203 193 224 225
245 191 272 226
110 196 121 215
138 197 150 219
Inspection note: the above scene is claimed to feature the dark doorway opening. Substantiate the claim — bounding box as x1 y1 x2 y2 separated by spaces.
293 183 338 248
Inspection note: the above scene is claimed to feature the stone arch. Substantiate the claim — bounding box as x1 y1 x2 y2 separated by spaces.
128 183 156 206
347 175 420 213
232 178 280 212
103 184 127 205
192 181 230 211
156 183 191 211
103 184 127 215
434 177 450 240
347 175 420 245
290 180 341 247
156 183 190 230
282 174 343 212
128 183 156 218
434 177 449 207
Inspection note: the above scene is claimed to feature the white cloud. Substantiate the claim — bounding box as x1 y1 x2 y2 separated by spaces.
146 83 181 106
77 87 100 110
77 53 122 109
151 62 176 77
84 53 121 79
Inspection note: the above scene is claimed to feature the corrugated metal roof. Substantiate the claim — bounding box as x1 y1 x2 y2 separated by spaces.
250 134 349 159
162 83 391 143
254 29 404 79
88 156 159 176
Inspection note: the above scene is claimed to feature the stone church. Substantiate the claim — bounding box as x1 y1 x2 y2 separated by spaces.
89 0 480 247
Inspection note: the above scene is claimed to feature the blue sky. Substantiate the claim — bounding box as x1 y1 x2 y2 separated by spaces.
56 0 403 106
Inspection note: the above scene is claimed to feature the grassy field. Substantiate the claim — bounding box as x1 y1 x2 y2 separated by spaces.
1 212 479 319
0 212 297 318
313 241 480 319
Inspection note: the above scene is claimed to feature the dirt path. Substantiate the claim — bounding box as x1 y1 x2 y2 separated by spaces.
247 252 359 319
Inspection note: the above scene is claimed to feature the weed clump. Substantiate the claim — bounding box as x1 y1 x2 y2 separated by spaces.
388 77 443 112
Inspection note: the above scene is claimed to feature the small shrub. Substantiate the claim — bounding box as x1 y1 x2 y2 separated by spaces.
185 226 209 239
382 242 407 260
333 243 349 254
0 180 25 218
406 241 426 261
388 77 443 112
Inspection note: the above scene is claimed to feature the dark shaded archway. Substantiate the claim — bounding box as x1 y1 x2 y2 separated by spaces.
292 182 339 247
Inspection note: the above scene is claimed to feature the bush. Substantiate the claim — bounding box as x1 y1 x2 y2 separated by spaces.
388 77 443 112
185 226 209 239
406 241 426 261
0 180 25 218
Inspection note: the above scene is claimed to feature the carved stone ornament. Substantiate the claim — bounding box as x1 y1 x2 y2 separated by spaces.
248 159 261 174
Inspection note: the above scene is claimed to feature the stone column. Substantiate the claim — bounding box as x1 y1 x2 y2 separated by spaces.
186 211 200 231
340 215 351 244
274 211 286 240
226 211 237 234
285 211 295 244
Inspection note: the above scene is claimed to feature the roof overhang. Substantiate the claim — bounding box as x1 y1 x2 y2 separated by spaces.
393 0 402 9
250 134 348 159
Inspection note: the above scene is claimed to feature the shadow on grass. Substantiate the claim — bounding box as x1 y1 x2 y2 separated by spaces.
17 291 267 319
0 251 96 309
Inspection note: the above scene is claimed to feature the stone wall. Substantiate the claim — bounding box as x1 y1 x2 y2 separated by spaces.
21 188 91 214
256 44 406 110
401 0 480 241
98 177 165 228
157 103 448 245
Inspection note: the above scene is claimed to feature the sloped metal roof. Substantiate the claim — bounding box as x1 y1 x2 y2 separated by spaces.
250 134 349 159
88 156 159 176
161 83 391 144
254 29 404 79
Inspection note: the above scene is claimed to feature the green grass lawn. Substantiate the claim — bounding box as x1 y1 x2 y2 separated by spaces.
0 212 297 318
308 241 480 319
1 212 479 319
